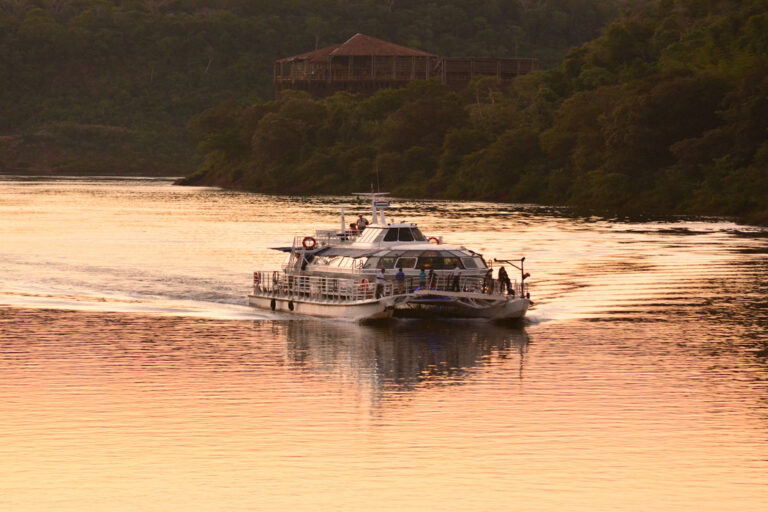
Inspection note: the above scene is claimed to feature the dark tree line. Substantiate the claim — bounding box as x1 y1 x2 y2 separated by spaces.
0 0 626 174
182 0 768 224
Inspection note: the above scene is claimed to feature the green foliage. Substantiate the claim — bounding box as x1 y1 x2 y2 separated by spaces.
186 0 768 224
0 0 628 174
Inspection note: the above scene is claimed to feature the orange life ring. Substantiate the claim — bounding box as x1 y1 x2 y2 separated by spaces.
428 236 440 245
302 236 317 250
359 279 369 291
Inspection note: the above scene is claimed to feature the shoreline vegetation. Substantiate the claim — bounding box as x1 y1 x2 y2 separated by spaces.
180 0 768 226
1 0 621 176
2 1 766 225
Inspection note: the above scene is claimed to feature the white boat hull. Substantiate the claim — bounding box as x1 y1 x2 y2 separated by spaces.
249 290 528 322
249 294 395 321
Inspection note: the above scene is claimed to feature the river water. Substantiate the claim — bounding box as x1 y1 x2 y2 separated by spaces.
1 177 767 511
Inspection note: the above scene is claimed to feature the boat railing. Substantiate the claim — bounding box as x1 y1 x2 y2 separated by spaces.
292 230 360 251
253 270 385 301
253 271 527 301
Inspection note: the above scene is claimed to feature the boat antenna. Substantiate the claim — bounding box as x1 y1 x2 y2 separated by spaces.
375 163 381 193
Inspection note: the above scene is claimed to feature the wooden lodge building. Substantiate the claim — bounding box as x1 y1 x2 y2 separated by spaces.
274 33 538 97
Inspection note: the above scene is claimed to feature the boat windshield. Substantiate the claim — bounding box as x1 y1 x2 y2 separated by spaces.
382 227 427 242
358 228 385 243
364 250 486 270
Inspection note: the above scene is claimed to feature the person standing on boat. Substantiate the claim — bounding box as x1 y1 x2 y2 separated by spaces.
428 268 436 289
376 267 386 298
498 266 512 295
451 264 461 291
418 268 427 289
395 268 406 294
356 215 368 231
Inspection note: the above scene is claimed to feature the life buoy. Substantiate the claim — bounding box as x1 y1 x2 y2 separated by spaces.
428 236 440 245
359 279 369 292
302 236 317 250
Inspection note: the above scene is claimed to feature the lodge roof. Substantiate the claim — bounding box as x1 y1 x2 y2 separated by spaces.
277 33 436 63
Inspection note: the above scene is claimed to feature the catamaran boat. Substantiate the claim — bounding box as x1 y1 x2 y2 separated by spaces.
249 194 531 321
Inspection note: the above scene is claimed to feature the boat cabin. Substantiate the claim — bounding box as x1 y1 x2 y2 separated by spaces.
304 246 486 274
354 224 427 244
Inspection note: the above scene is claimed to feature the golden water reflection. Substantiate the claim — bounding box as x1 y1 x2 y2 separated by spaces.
1 307 767 511
1 178 768 511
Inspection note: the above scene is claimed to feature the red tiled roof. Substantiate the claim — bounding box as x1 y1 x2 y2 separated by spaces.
276 44 341 63
277 34 436 62
330 33 436 57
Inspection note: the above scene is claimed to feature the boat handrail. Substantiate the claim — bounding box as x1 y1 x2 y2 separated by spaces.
252 271 527 301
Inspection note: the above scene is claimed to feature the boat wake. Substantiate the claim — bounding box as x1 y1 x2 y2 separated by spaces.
0 289 275 321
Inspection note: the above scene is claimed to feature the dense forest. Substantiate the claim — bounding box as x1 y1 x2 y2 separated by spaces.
0 0 628 175
183 0 768 224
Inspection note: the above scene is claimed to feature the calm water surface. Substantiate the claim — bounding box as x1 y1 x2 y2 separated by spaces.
1 177 767 511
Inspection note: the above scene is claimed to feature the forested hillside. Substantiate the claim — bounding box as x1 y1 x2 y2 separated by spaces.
183 0 768 224
0 0 627 175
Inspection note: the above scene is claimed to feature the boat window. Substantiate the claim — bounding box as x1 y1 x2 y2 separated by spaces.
363 257 379 269
395 257 417 269
398 228 414 241
444 256 462 269
417 255 464 270
378 256 397 269
474 257 487 268
383 229 398 242
461 257 478 269
312 256 331 266
411 228 427 242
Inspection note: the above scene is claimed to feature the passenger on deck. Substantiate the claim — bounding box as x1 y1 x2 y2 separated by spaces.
428 268 436 289
356 215 369 231
395 268 406 294
375 267 385 298
418 268 427 289
451 264 461 291
498 266 512 295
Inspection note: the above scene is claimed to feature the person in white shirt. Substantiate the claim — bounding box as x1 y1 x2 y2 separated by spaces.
375 268 385 298
451 264 461 291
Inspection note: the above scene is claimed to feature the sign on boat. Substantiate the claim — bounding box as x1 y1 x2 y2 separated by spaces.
248 193 531 321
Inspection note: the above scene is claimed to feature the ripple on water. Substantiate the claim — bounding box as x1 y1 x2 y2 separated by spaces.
0 178 767 511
